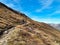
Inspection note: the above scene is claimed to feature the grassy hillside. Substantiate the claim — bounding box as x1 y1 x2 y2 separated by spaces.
0 2 60 45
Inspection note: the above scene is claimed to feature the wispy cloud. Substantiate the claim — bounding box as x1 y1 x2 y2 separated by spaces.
35 0 54 12
48 10 60 16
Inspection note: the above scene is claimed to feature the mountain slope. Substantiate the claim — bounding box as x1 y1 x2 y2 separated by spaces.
0 2 60 45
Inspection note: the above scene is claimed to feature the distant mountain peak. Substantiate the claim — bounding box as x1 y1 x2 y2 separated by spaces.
49 23 60 30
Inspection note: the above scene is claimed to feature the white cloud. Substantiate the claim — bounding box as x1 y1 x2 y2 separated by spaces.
35 0 54 12
48 10 60 16
40 0 53 6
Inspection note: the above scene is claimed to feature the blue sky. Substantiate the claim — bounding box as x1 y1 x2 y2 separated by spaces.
0 0 60 24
